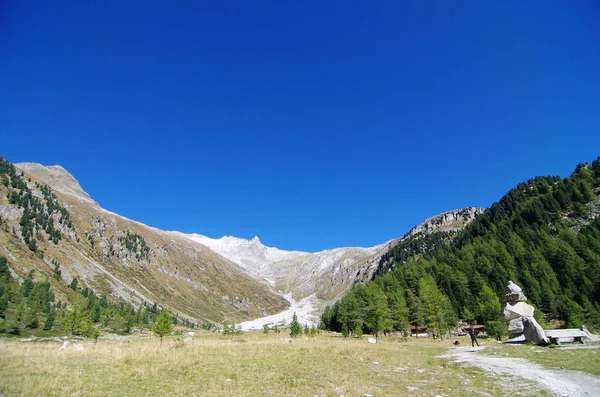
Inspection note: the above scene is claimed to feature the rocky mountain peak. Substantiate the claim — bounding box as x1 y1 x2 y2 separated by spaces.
404 206 484 239
14 162 96 205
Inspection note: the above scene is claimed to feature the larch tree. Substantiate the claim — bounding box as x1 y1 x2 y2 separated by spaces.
363 283 391 341
153 310 174 345
418 275 455 341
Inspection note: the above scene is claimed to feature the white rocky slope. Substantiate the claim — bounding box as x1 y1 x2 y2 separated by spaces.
172 232 396 329
403 207 484 239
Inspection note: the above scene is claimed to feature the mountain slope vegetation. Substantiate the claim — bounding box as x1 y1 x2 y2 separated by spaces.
322 157 600 337
0 157 288 337
0 156 482 335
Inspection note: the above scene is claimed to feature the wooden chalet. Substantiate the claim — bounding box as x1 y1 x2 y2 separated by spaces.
463 325 487 335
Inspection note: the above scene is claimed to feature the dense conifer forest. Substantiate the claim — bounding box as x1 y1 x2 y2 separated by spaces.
322 157 600 337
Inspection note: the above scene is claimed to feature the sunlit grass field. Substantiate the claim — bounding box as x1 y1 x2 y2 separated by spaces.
0 332 551 396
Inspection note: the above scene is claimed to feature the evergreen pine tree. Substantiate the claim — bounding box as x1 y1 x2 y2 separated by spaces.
52 260 61 281
62 305 88 336
289 312 302 338
153 310 173 345
0 256 9 279
25 305 38 329
0 295 8 315
9 303 25 335
90 327 100 343
22 276 34 297
418 275 455 341
341 323 349 338
28 238 37 253
43 306 55 330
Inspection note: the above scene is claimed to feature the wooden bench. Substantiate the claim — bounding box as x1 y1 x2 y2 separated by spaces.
545 329 587 345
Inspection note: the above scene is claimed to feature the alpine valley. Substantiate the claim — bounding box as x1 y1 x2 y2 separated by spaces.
0 156 481 331
2 156 599 338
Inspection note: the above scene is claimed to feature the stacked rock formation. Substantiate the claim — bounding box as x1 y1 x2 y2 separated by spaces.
500 281 549 345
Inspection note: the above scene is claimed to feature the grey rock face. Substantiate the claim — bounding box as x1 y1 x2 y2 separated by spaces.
503 291 528 302
508 317 524 334
502 280 528 303
0 205 23 221
580 325 591 336
522 316 549 345
507 334 526 343
501 301 535 321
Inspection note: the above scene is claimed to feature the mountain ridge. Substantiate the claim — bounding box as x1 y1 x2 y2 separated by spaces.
322 157 600 337
2 159 482 329
2 159 289 325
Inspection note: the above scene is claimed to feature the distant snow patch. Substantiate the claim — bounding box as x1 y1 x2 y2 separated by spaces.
239 294 319 331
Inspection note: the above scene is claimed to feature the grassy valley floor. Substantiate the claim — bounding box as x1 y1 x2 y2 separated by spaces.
1 333 596 396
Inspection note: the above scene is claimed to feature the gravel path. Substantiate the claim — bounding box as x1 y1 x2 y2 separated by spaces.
442 346 600 396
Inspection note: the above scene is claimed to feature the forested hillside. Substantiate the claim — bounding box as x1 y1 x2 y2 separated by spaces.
0 158 198 336
322 157 600 338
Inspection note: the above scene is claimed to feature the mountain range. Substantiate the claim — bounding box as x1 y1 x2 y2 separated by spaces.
0 158 481 328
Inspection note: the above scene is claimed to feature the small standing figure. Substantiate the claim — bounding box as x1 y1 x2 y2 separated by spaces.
469 328 479 347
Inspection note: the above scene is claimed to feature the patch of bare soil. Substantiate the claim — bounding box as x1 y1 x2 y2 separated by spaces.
442 346 600 396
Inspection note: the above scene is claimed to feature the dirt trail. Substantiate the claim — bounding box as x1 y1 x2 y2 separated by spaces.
442 346 600 396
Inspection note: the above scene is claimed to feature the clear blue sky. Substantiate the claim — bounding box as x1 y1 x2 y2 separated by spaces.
1 1 599 252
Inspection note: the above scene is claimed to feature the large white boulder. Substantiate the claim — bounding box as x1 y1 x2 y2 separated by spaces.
508 317 524 334
522 316 549 345
501 301 534 321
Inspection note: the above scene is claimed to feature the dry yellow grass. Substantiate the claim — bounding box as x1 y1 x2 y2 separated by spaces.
0 333 506 396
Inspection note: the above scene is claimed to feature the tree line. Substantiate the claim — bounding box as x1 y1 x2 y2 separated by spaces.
0 255 196 337
1 157 73 253
322 157 600 336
